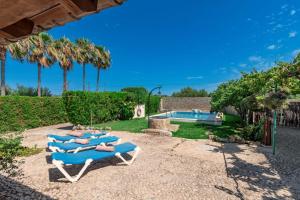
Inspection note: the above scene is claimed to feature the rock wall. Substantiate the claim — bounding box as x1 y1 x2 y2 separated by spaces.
160 97 211 111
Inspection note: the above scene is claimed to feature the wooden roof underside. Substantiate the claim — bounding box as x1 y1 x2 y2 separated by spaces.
0 0 124 45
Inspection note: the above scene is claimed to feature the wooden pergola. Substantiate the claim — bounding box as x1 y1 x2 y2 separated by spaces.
0 0 125 45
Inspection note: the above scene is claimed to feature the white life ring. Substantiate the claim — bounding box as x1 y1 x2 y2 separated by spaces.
137 108 142 117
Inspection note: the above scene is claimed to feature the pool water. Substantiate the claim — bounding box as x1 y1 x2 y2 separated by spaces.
164 111 217 121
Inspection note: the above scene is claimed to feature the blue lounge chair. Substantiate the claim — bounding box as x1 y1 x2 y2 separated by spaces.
47 132 109 143
48 136 121 153
51 142 141 182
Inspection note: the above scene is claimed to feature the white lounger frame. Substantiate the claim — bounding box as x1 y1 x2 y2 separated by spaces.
48 138 122 153
47 132 111 143
52 146 141 183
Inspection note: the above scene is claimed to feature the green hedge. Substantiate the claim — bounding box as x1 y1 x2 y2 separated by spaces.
146 96 161 114
0 96 68 133
120 87 161 114
62 91 136 125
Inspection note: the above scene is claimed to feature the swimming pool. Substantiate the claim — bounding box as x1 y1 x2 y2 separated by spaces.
151 111 222 125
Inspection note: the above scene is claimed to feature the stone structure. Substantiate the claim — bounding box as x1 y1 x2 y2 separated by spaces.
143 116 179 137
160 97 211 112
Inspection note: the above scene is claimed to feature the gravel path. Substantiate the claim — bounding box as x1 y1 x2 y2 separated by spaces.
0 124 299 200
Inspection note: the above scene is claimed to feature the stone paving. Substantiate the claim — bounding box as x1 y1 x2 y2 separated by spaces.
0 124 299 200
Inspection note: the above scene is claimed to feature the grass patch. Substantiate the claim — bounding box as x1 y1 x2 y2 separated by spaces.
18 146 43 157
95 118 148 133
171 122 208 139
95 114 242 140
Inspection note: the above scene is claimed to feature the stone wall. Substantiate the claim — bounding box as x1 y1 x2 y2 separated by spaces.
223 106 239 116
160 97 211 111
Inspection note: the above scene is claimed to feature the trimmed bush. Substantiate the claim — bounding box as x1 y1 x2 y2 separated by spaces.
120 87 161 114
146 96 161 114
0 96 68 133
62 91 135 125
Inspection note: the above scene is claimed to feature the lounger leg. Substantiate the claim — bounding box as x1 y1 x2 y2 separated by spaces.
73 147 82 154
49 146 65 153
116 138 122 145
48 137 55 142
115 147 141 166
52 159 93 183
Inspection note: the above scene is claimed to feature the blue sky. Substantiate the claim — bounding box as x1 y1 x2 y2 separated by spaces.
6 0 300 95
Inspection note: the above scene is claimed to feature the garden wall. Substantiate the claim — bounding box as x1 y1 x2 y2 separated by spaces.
0 96 68 133
223 106 239 116
160 97 211 111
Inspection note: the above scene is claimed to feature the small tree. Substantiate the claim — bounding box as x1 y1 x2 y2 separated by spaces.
0 136 23 177
172 87 209 97
121 87 148 104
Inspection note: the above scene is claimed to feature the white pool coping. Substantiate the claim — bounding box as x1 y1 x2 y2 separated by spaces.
150 111 223 126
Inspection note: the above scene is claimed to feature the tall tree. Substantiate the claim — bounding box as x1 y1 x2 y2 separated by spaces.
48 37 75 92
93 45 111 92
9 32 54 97
0 46 7 96
75 38 95 91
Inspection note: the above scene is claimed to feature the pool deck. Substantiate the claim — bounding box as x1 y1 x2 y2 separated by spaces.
1 124 299 200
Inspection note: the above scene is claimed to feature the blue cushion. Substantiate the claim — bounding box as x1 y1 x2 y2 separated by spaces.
48 132 106 142
51 142 137 165
48 136 119 151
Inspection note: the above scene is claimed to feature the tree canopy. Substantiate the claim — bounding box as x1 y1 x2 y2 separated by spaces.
172 87 209 97
211 58 300 122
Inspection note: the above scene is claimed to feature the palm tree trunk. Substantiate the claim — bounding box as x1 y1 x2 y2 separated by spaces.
0 46 6 96
83 63 86 91
63 68 68 92
37 63 42 97
96 68 100 92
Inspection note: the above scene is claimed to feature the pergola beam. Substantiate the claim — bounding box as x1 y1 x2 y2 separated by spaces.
0 0 125 45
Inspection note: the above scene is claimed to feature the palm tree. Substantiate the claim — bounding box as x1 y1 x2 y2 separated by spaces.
75 38 95 91
0 46 7 96
9 32 54 97
93 45 111 92
48 37 75 92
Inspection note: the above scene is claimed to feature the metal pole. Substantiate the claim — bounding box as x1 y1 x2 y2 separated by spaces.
272 83 278 155
147 92 151 128
147 86 161 128
272 110 277 155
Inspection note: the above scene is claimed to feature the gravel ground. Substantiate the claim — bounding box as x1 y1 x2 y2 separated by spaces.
0 124 299 200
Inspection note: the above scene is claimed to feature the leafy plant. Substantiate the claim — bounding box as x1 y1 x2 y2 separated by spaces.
63 91 136 125
240 118 265 141
120 87 161 114
146 95 161 114
172 87 209 97
0 136 23 176
0 96 68 133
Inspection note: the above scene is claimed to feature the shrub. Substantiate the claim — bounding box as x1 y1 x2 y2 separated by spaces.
0 134 43 176
121 87 161 114
172 87 209 97
121 87 148 104
62 91 136 125
240 118 265 141
146 95 161 114
0 136 22 176
0 96 68 133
